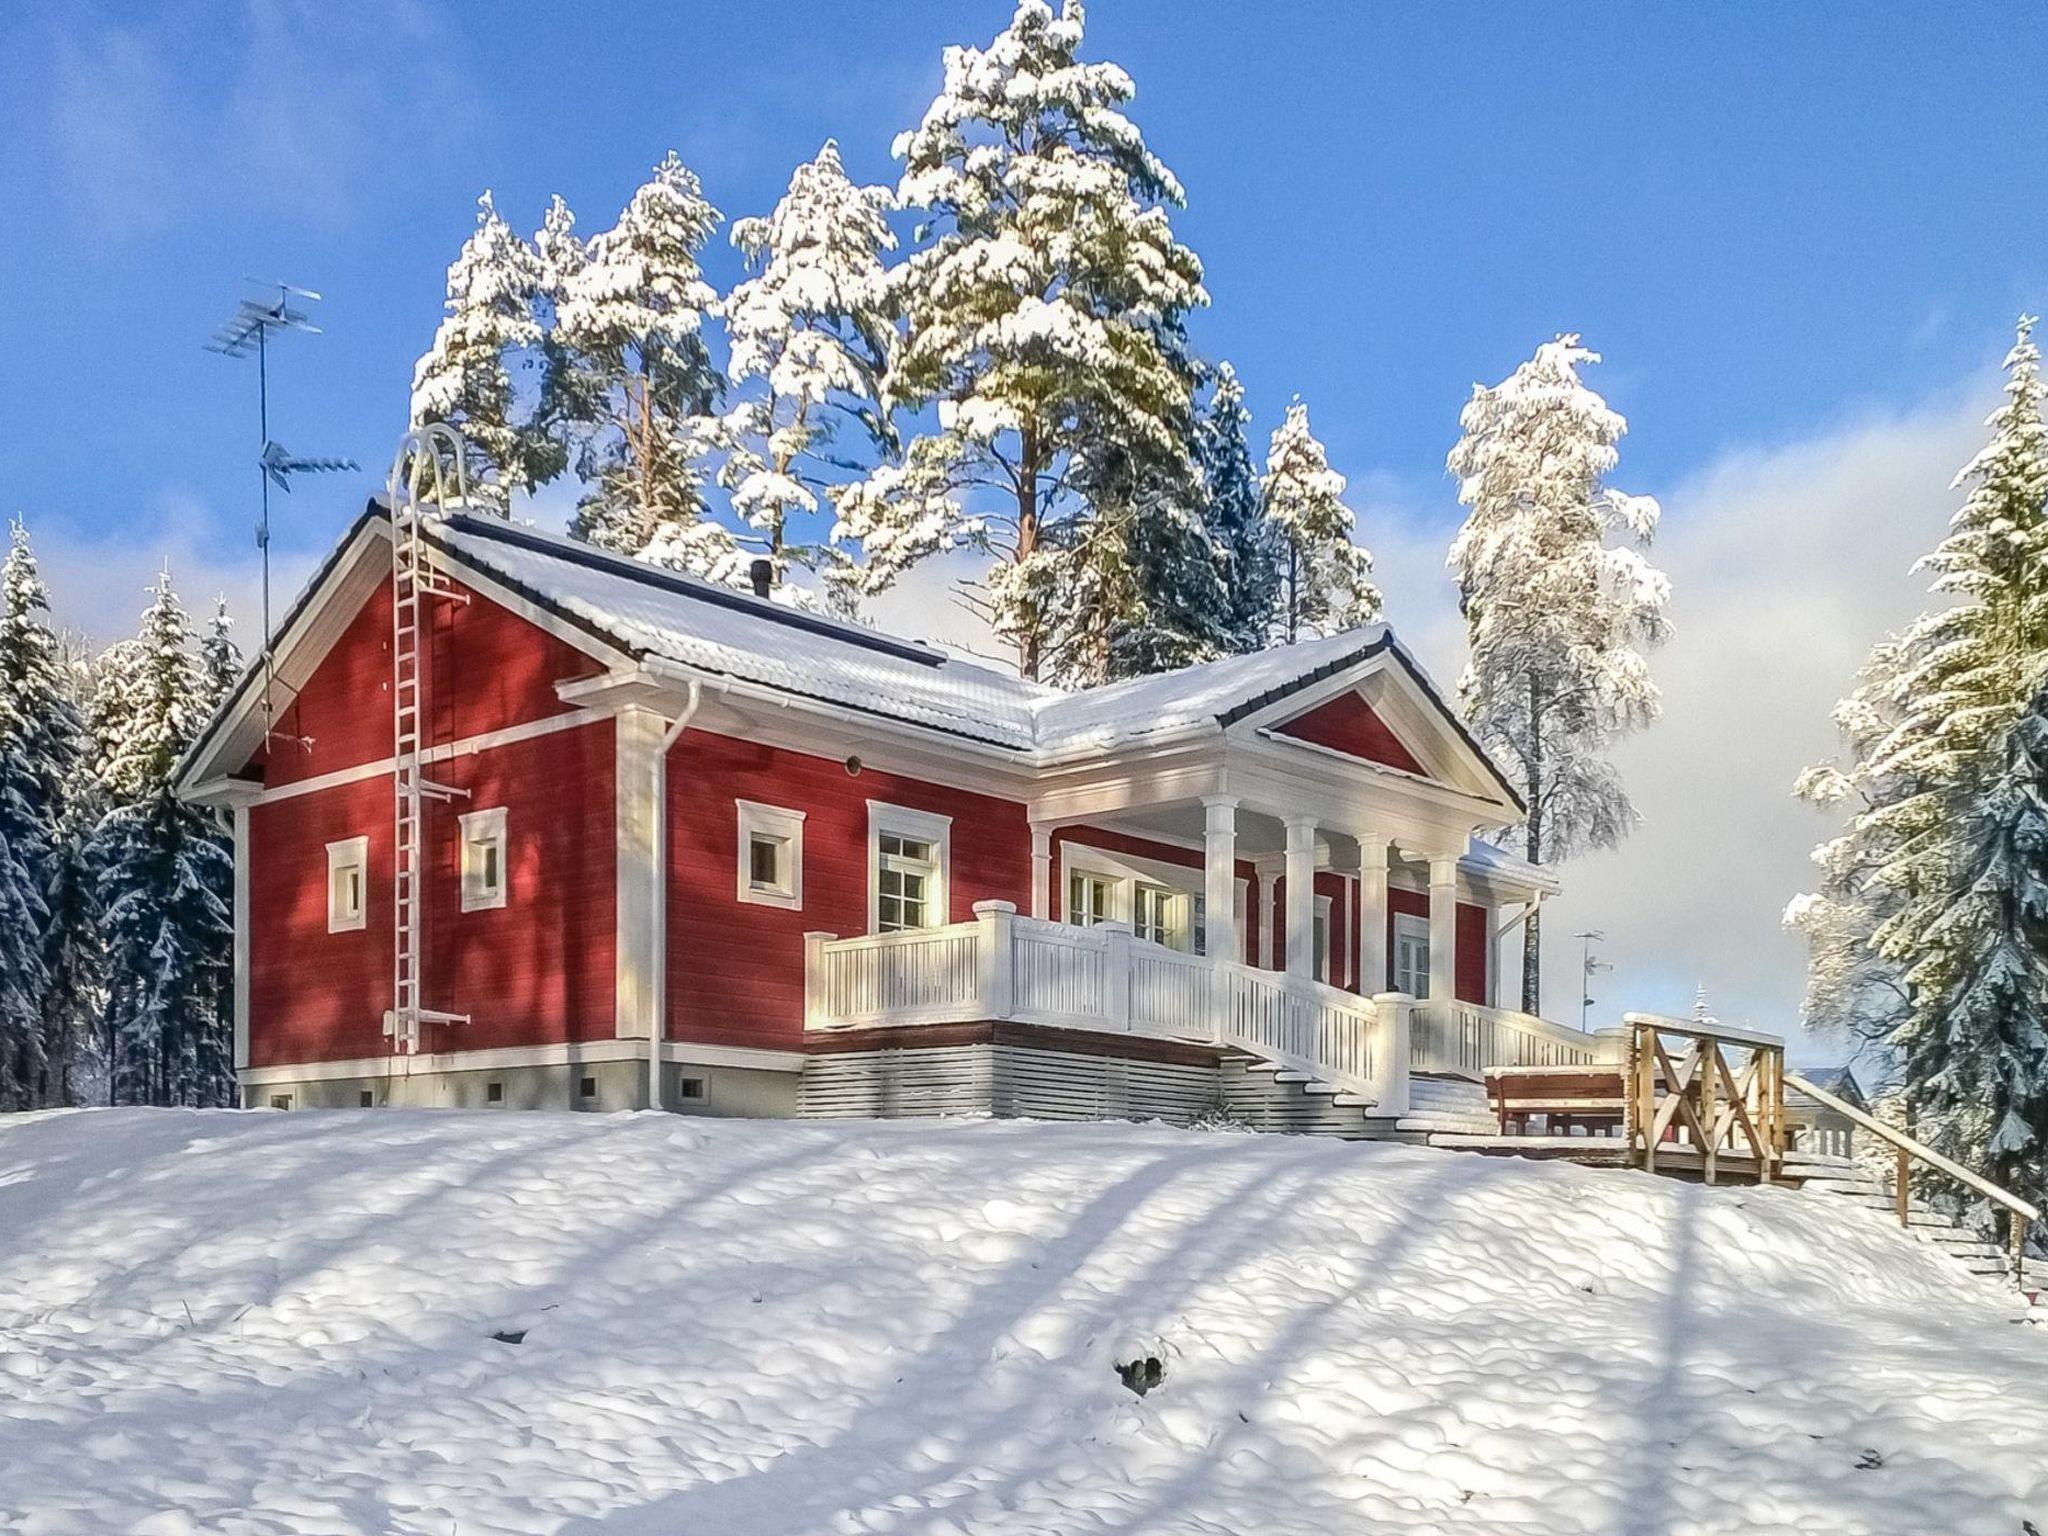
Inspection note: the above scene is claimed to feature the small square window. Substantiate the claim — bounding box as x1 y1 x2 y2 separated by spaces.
358 1090 374 1108
579 1075 598 1100
678 1076 707 1100
269 1094 294 1111
326 837 368 934
460 807 508 912
486 1081 504 1105
735 800 804 909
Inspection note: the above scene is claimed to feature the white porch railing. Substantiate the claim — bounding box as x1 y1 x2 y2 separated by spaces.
1409 999 1618 1080
805 902 1614 1115
805 901 1408 1109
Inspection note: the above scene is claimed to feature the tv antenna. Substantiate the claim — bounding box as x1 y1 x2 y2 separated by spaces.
207 280 359 743
1574 929 1610 1031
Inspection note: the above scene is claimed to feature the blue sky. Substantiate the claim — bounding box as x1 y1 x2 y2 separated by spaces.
2 1 2045 1040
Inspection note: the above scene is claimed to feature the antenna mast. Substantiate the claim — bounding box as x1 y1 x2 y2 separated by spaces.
207 281 358 742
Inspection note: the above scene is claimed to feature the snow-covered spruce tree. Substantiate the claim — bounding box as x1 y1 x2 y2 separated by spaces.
719 141 896 608
89 574 234 1107
1447 335 1668 1014
1043 425 1228 685
1792 317 2048 1196
1195 362 1282 653
411 191 546 514
1263 399 1379 643
0 521 64 1106
839 0 1208 680
1903 690 2048 1218
527 195 593 494
555 153 735 577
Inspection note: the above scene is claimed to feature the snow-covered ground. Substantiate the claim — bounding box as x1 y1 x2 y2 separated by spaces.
1 1110 2042 1535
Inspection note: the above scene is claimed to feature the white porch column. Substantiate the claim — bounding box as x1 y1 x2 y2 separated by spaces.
1428 853 1460 1006
614 705 666 1040
1284 815 1318 979
1354 831 1389 999
1259 869 1280 969
1201 796 1239 963
1029 822 1054 919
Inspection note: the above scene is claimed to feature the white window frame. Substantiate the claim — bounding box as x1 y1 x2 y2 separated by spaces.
459 806 508 913
326 836 368 934
1394 912 1431 999
735 799 805 910
1058 841 1247 957
867 801 952 934
1067 868 1114 928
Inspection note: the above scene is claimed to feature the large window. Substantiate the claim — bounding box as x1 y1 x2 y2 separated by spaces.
735 799 805 910
868 802 952 934
460 807 507 912
1134 883 1176 948
326 836 367 934
1068 870 1112 928
1394 913 1430 998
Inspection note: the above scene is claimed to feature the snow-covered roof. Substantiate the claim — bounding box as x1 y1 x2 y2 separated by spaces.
1459 836 1560 895
431 512 1500 777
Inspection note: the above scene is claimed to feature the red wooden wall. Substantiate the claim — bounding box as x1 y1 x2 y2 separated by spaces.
1272 691 1426 776
243 575 615 1066
665 730 1034 1053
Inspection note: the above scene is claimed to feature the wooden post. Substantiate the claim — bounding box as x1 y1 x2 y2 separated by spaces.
1700 1037 1719 1185
1637 1020 1658 1176
1896 1143 1912 1229
974 901 1017 1021
2013 1215 2028 1291
1102 923 1133 1033
1370 993 1412 1118
802 931 834 1029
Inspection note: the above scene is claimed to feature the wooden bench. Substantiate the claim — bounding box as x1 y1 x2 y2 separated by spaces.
1486 1065 1629 1137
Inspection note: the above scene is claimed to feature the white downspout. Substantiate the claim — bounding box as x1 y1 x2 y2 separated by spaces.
648 678 703 1111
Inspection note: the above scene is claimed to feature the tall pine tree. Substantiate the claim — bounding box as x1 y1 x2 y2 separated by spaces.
556 153 734 577
1262 399 1379 642
1793 316 2048 1207
1195 362 1281 653
1447 335 1668 1014
839 0 1208 679
0 521 64 1107
410 191 547 514
720 141 896 606
89 574 234 1107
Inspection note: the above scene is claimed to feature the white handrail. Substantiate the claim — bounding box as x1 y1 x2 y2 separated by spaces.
1785 1072 2040 1222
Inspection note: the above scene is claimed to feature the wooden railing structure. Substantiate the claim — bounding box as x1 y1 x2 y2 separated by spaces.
804 902 1614 1118
1625 1012 1786 1183
1786 1071 2038 1289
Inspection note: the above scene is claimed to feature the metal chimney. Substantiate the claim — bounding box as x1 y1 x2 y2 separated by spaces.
749 558 773 599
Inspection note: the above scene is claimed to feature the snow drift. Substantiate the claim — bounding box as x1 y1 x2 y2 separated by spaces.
0 1109 2041 1535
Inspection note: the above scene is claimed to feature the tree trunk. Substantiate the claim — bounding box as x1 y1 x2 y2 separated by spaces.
1014 420 1043 681
1521 676 1545 1016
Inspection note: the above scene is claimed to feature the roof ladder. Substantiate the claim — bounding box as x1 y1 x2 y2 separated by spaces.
382 425 475 1054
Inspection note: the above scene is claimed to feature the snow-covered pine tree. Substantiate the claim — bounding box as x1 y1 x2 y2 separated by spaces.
840 0 1208 679
0 521 63 1107
1792 316 2048 1197
555 153 736 578
1262 399 1379 642
411 191 546 514
89 574 234 1107
1903 687 2048 1218
1447 335 1668 1015
200 597 241 709
1195 362 1282 653
1046 424 1228 685
720 141 895 608
528 195 593 493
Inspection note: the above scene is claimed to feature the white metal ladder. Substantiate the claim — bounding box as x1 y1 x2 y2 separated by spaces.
383 425 474 1053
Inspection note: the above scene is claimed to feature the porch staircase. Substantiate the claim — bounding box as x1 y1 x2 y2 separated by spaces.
1785 1151 2018 1286
1219 1059 1499 1142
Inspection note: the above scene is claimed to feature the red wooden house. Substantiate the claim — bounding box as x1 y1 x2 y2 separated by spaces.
177 500 1605 1133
